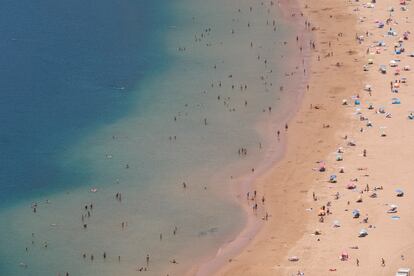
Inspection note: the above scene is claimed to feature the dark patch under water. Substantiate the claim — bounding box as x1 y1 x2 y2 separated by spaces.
0 0 170 206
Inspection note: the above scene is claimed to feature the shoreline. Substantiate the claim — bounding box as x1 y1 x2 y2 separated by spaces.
212 0 367 274
189 0 314 274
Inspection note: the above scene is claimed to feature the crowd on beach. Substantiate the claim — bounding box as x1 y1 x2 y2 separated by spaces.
281 0 414 275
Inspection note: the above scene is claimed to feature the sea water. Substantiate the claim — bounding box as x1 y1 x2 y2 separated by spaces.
0 0 305 275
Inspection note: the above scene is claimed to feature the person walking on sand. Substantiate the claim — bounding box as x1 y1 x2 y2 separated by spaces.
381 258 385 266
146 254 150 267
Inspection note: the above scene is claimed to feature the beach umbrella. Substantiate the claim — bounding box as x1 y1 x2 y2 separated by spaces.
352 209 360 218
390 60 397 67
392 98 401 104
332 220 341 227
395 189 404 197
347 183 356 189
340 251 349 261
329 175 337 183
404 65 410 71
380 126 387 137
408 112 414 120
359 229 368 237
319 162 326 172
395 67 401 75
364 84 372 91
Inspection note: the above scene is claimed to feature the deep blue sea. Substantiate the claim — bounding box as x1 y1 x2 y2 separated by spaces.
0 0 170 207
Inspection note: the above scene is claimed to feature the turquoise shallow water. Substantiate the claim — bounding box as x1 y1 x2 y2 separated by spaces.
0 0 304 275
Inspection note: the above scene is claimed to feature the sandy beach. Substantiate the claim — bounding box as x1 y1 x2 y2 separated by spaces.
3 0 414 274
212 0 414 274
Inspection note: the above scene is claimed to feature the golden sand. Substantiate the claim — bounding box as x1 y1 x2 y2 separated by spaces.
217 0 414 274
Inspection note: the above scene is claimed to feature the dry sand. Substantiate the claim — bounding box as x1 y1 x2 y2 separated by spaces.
215 0 414 275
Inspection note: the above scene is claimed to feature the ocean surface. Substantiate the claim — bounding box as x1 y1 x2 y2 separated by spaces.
0 0 304 275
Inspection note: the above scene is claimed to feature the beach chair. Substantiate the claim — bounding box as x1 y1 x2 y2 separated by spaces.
387 204 398 213
396 268 410 276
288 256 299 262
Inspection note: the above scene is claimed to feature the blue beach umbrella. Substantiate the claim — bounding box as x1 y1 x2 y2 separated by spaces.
395 189 404 197
352 209 360 218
